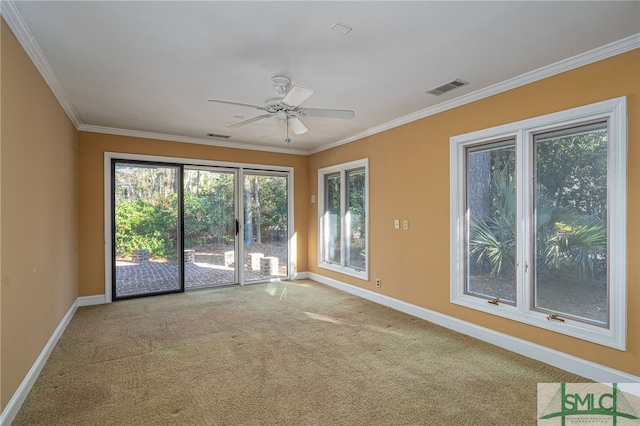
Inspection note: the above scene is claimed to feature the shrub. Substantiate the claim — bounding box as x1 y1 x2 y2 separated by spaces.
115 200 177 259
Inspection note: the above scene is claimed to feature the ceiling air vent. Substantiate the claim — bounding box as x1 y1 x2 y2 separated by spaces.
206 133 231 139
426 79 468 96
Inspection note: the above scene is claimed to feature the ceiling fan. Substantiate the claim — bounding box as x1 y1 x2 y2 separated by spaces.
209 75 355 144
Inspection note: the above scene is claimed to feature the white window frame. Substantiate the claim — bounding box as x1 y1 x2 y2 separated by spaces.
450 97 627 350
318 158 369 280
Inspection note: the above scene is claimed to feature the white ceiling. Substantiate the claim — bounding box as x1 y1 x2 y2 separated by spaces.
4 1 640 154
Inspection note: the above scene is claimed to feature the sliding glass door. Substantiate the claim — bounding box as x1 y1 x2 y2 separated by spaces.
183 167 237 289
112 159 291 299
242 171 289 282
113 162 182 298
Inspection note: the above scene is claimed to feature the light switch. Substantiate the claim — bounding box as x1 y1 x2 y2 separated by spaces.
394 219 400 229
403 220 409 230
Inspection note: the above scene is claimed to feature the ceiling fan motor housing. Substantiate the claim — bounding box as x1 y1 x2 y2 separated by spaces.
271 75 291 94
264 93 287 112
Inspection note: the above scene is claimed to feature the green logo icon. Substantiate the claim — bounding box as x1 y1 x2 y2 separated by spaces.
539 383 639 425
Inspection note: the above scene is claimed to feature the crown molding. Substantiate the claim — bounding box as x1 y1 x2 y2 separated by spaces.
78 125 308 155
2 0 82 128
309 32 640 155
4 0 637 156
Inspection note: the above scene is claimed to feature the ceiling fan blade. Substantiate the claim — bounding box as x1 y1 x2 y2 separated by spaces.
282 85 314 107
296 108 355 120
288 116 309 135
228 114 273 128
209 99 265 110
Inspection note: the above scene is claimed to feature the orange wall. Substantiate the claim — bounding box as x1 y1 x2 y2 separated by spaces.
77 132 309 297
309 50 640 376
1 20 78 409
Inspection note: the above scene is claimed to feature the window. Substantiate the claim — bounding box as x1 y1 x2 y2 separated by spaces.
465 139 517 305
318 159 369 279
450 98 627 349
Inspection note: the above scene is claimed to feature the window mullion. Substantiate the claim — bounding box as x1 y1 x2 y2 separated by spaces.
340 169 347 268
516 130 531 314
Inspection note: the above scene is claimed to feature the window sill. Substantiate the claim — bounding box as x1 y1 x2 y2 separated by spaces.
450 293 624 351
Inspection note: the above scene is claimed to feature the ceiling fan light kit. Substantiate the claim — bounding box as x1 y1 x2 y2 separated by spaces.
209 75 355 144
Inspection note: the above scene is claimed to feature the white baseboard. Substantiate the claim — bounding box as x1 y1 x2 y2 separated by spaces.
307 272 640 384
292 271 310 280
77 294 108 306
0 293 107 425
0 300 78 426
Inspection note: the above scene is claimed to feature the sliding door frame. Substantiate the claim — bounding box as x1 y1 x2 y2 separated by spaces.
183 165 240 288
111 159 185 300
239 168 291 284
104 152 294 303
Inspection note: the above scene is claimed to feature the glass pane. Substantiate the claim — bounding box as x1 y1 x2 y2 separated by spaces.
183 168 236 289
533 122 608 325
465 141 516 303
243 173 289 281
324 173 341 264
346 169 366 270
114 163 181 298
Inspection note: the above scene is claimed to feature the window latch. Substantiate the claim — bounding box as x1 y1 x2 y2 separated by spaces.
488 298 500 305
547 313 565 323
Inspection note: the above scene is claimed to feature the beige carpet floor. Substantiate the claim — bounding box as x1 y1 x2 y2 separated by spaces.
13 280 586 425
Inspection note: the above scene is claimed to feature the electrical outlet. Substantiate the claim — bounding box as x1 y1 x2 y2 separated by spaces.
403 219 409 230
376 278 381 288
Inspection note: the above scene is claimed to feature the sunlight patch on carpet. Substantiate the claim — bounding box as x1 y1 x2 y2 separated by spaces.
302 311 343 324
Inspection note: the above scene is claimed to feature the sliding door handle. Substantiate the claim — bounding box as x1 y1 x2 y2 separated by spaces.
235 219 239 236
